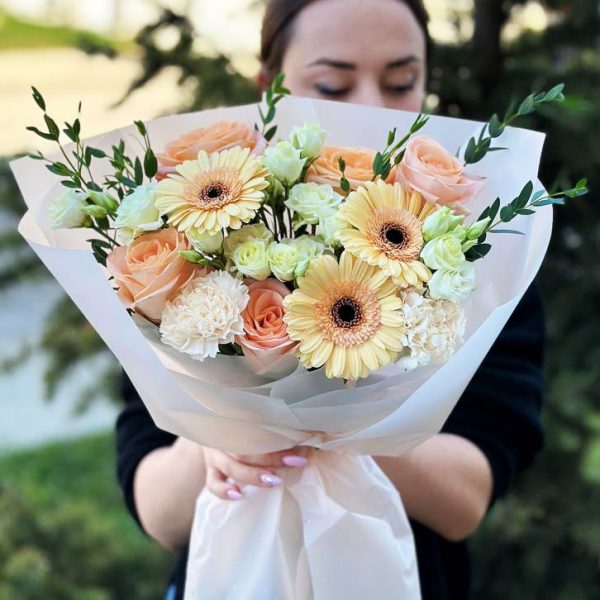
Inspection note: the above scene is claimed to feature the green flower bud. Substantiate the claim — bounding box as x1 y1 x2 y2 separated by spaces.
465 217 491 240
87 190 119 212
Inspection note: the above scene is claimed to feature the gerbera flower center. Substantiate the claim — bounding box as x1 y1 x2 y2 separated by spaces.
382 223 407 247
332 297 362 328
198 181 230 208
366 207 423 261
315 282 382 348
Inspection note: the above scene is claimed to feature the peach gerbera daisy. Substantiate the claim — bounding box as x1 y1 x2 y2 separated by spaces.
283 251 406 380
155 147 269 235
336 179 438 288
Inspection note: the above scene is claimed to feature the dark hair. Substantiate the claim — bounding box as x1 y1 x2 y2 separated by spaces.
260 0 431 79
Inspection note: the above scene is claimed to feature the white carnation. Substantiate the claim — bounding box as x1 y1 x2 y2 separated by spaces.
159 271 249 361
428 261 476 302
398 289 466 370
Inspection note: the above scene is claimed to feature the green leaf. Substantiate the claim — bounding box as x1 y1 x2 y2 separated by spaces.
44 114 60 140
61 180 80 189
264 125 277 141
518 94 535 116
488 114 504 138
517 208 535 215
144 149 158 178
489 197 501 222
372 152 384 176
340 177 350 193
545 83 565 102
87 147 106 158
26 126 55 141
533 197 566 207
531 189 545 203
387 128 396 146
465 243 491 261
134 120 147 136
273 73 285 89
516 180 533 209
489 229 525 235
464 137 477 163
265 105 276 124
500 205 515 222
46 162 72 176
134 157 143 185
338 157 346 172
31 86 46 111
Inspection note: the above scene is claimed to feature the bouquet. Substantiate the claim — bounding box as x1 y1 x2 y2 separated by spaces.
12 78 586 599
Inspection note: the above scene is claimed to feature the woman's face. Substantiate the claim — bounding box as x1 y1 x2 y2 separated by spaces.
279 0 426 111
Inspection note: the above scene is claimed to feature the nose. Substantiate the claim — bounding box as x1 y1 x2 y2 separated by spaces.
349 78 386 108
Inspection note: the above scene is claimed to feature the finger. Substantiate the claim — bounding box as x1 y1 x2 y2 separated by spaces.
229 448 311 469
219 457 283 488
206 466 243 501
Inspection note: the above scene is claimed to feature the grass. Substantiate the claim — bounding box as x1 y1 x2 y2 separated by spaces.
0 9 132 52
0 432 172 599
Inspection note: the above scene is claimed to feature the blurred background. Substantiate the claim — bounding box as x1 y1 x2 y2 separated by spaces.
0 0 598 598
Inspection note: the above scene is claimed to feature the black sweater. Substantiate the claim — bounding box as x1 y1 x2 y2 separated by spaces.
116 283 545 600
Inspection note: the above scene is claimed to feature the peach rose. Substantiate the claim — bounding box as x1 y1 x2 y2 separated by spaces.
106 227 198 323
306 145 395 193
396 135 484 210
236 278 298 358
156 121 267 180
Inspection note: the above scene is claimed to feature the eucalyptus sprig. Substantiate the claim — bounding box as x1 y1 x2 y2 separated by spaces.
26 86 160 255
373 113 429 180
463 84 565 165
256 73 291 142
465 177 588 261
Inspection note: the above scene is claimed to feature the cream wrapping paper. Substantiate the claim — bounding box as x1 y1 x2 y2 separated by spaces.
12 96 551 599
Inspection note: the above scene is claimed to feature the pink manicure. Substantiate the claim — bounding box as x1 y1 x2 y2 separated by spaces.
226 489 243 500
282 455 308 468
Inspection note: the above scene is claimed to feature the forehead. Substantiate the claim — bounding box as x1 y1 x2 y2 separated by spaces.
286 0 426 65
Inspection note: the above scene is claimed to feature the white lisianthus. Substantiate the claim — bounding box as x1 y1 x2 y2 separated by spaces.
421 233 465 270
398 289 466 370
267 240 300 282
160 271 249 361
114 183 163 242
289 122 327 159
319 211 349 248
262 141 305 185
428 262 476 302
232 239 271 280
292 235 326 278
422 207 464 242
285 182 342 226
48 189 90 229
223 223 274 259
186 227 224 254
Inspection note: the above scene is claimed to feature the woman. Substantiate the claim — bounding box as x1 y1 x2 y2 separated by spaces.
117 1 545 598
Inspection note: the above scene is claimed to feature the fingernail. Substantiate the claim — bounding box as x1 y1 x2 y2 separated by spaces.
260 473 282 487
226 489 243 500
282 455 308 468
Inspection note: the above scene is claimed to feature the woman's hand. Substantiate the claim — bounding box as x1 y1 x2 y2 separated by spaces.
203 447 311 500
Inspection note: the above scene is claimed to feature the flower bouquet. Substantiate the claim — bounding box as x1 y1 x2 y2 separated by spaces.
12 78 585 599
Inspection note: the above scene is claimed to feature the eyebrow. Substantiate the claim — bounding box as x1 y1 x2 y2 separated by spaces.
306 56 419 70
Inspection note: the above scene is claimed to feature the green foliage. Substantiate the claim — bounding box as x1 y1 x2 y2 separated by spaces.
430 1 600 596
0 433 171 600
0 9 128 53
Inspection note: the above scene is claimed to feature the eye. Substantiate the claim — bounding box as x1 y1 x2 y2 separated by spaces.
314 83 351 97
386 81 416 94
385 74 418 94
